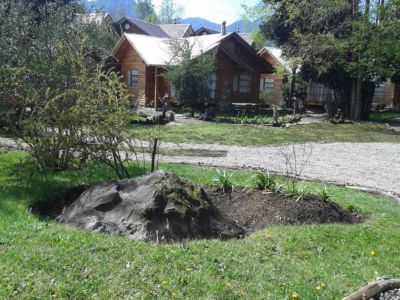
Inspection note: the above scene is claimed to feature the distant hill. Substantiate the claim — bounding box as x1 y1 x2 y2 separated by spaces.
180 17 260 33
82 0 137 20
81 1 259 33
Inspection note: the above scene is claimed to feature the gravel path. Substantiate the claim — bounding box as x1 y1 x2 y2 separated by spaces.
155 141 400 197
2 136 399 197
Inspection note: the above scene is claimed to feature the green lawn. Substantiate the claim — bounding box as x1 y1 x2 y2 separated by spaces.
369 112 400 123
1 152 400 299
132 123 400 146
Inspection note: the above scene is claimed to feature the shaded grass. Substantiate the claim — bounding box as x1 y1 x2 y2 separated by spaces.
0 152 399 299
369 112 400 123
132 122 400 146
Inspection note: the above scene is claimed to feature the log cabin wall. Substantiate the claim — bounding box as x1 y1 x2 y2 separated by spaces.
372 82 396 107
260 74 284 106
116 40 147 106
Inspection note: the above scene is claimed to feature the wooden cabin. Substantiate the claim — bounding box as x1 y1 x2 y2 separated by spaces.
259 47 400 109
111 32 272 108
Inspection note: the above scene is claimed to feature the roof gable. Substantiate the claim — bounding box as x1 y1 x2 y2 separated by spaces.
112 32 272 73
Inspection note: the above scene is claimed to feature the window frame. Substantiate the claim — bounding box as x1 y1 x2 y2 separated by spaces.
127 69 139 87
233 72 252 93
263 79 274 94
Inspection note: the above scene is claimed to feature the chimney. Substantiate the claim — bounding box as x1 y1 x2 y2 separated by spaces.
221 21 227 36
236 27 240 33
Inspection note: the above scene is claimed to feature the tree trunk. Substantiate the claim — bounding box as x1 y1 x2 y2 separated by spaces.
350 78 357 119
350 78 363 121
361 81 375 120
288 67 296 108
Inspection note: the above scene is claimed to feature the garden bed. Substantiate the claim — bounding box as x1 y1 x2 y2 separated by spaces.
33 182 361 235
208 188 362 231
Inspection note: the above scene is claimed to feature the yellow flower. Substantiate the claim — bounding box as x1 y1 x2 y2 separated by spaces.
315 286 322 292
239 290 245 297
370 250 377 256
171 292 177 298
225 282 231 288
291 292 299 299
320 283 326 288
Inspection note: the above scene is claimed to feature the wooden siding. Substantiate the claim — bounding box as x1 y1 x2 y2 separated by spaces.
372 82 396 107
116 40 147 106
260 74 284 106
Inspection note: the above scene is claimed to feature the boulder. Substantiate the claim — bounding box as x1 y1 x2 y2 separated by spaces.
58 171 244 243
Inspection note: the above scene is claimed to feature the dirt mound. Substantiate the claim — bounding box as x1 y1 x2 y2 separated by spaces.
208 188 361 231
57 171 244 243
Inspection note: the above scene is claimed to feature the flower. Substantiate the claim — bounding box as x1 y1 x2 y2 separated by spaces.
370 250 377 256
291 292 299 299
225 282 231 288
320 283 326 288
171 292 177 298
315 286 322 292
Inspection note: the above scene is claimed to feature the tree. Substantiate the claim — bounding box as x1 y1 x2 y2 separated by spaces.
0 0 136 178
164 39 215 115
261 0 400 120
159 0 184 24
136 0 159 23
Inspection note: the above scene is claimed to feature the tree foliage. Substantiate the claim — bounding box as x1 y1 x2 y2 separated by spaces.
262 0 400 120
0 0 136 178
158 0 184 24
164 39 215 114
136 0 159 23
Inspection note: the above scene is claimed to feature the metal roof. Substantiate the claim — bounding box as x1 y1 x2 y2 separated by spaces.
125 17 169 37
238 33 254 46
159 24 193 38
113 33 234 67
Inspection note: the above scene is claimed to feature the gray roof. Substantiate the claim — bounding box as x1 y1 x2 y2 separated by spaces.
125 17 168 37
159 24 192 38
238 33 254 46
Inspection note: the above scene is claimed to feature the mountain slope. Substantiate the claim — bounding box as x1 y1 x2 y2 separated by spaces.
82 0 137 19
181 17 259 33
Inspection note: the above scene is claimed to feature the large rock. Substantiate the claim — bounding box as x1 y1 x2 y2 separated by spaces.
59 171 244 243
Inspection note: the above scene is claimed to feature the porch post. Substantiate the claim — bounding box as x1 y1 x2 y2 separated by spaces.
154 67 158 109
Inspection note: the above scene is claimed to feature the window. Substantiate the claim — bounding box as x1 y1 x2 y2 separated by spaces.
127 69 139 87
209 73 217 99
233 72 252 93
263 79 274 94
375 84 385 97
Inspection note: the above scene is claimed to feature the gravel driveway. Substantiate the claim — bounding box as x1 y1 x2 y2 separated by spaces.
155 141 400 197
2 136 399 197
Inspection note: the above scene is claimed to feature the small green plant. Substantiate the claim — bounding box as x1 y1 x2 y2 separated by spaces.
315 186 331 201
285 181 310 201
212 169 233 194
254 171 278 192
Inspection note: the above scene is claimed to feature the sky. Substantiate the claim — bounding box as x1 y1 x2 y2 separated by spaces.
153 0 260 24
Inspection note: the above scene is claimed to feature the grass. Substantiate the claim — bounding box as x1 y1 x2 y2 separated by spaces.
132 122 400 146
369 112 400 123
1 151 400 299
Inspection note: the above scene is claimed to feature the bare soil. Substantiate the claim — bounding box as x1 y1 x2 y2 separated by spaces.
207 188 361 232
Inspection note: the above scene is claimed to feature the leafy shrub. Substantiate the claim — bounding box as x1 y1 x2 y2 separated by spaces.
212 169 233 194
